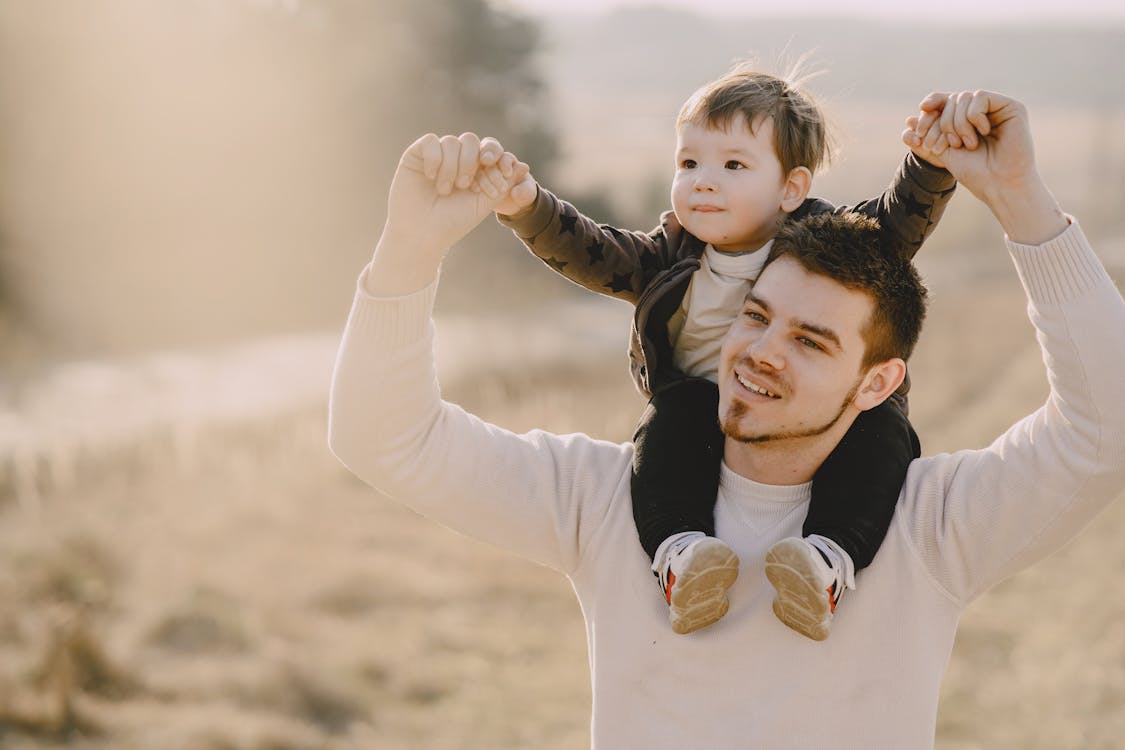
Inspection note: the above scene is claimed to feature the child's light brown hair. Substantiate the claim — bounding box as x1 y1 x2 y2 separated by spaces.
677 60 833 177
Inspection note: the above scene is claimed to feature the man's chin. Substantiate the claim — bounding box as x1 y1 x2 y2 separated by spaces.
720 420 775 444
719 404 774 444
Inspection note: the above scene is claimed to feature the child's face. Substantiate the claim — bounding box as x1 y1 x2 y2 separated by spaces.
671 113 791 253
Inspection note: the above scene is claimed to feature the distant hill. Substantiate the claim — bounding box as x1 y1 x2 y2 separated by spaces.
537 8 1125 109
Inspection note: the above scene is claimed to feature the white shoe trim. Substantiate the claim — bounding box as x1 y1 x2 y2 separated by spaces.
805 534 856 591
651 531 706 576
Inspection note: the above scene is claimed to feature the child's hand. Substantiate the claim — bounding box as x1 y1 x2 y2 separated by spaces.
471 138 539 217
902 91 989 169
902 112 952 168
492 160 538 217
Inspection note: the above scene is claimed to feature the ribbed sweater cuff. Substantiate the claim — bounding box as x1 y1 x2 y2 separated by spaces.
1007 219 1107 306
347 264 438 349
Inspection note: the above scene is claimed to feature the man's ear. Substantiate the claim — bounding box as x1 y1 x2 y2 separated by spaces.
780 166 813 212
854 358 907 411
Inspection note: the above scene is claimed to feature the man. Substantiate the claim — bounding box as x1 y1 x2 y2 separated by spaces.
328 91 1125 748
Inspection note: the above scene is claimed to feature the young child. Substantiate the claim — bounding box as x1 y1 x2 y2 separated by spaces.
490 63 957 640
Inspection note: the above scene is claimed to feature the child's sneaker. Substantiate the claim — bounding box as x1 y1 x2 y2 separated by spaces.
653 534 740 635
764 536 849 641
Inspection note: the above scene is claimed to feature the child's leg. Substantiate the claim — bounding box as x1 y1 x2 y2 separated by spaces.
632 378 736 635
766 396 917 641
631 378 724 560
805 395 919 569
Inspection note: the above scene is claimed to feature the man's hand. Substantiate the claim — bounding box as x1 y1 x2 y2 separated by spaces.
902 91 1066 244
384 133 525 254
368 132 528 297
904 91 1036 199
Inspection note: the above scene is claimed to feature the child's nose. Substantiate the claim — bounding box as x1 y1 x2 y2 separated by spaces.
688 176 715 193
693 171 717 191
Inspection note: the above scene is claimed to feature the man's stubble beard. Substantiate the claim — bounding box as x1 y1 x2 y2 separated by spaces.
721 377 862 445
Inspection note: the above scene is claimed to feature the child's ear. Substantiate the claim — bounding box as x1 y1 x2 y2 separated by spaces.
780 166 812 212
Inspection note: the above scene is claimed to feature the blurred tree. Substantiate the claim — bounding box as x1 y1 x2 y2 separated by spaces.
340 0 558 206
326 0 566 311
0 0 564 357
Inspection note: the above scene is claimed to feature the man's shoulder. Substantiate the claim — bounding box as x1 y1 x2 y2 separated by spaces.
898 451 968 503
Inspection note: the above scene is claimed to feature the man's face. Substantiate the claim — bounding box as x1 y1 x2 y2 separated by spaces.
717 255 874 445
671 113 790 253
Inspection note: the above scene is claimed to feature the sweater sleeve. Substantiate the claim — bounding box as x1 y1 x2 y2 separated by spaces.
495 186 674 304
901 220 1125 604
327 267 631 575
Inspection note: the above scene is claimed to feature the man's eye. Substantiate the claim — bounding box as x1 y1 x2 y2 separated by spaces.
744 310 767 323
725 160 745 170
798 337 823 351
680 159 697 169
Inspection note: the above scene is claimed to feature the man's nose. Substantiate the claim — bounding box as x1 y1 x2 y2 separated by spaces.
745 327 785 370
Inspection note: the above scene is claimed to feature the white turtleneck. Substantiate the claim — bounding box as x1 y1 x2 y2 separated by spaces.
668 241 773 381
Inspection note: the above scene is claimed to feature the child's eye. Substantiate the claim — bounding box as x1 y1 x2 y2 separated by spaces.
725 160 745 170
680 159 697 169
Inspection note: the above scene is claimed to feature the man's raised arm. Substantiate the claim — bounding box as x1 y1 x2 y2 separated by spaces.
900 92 1125 602
907 90 1067 244
328 133 628 574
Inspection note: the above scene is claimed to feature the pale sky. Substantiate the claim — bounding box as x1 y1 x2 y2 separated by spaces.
503 0 1125 23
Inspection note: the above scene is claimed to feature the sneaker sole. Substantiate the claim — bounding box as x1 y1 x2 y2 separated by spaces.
765 539 832 641
669 539 740 635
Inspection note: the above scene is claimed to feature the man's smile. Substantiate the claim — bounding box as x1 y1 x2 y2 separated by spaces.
734 369 782 399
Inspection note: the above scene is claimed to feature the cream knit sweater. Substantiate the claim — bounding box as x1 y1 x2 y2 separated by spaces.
329 221 1125 749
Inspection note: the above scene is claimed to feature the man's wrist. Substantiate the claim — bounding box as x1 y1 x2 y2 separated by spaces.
364 227 444 298
983 176 1068 246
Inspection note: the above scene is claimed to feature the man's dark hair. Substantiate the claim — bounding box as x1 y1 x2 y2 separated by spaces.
764 212 928 368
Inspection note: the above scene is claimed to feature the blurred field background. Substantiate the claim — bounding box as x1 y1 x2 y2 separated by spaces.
1 1 1124 748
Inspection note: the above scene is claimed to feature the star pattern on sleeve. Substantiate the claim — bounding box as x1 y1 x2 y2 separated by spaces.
639 250 661 274
586 238 605 265
605 272 634 294
559 211 578 235
543 256 569 273
902 191 931 220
